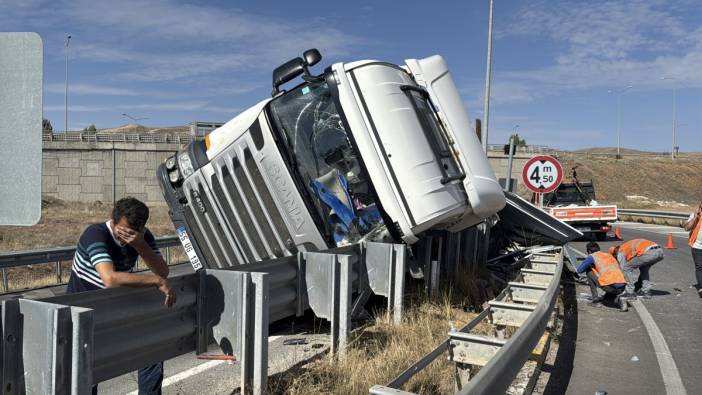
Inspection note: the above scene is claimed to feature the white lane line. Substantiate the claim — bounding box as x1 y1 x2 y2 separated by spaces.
631 300 688 395
126 335 282 394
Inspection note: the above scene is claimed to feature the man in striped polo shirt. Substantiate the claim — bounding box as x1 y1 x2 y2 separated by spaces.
67 197 175 394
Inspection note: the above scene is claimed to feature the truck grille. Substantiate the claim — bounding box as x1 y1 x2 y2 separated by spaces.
183 142 296 268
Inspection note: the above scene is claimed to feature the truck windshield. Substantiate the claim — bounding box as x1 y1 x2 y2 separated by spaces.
268 81 386 246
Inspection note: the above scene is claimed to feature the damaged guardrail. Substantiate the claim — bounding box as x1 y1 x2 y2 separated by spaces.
0 241 406 394
369 246 563 395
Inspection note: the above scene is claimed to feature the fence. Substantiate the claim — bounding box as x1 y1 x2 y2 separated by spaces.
0 240 407 394
0 236 182 293
43 131 195 144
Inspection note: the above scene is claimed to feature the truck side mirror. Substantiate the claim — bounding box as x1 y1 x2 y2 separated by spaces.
272 57 305 96
303 48 321 68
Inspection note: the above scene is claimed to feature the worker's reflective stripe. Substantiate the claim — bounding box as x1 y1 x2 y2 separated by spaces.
689 219 702 248
592 251 625 286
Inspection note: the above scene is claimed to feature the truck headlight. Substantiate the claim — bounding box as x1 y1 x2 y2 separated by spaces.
165 156 177 170
178 152 195 178
169 168 182 184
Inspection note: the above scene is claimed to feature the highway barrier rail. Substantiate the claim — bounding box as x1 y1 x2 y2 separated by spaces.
618 209 690 221
0 236 182 293
369 246 563 395
0 241 406 395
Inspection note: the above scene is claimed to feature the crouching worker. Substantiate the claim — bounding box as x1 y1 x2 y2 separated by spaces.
577 242 627 311
612 238 664 299
67 197 175 394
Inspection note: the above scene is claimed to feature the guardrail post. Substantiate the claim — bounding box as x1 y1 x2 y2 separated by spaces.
2 299 21 394
70 307 94 395
2 268 8 293
56 260 62 284
250 272 269 394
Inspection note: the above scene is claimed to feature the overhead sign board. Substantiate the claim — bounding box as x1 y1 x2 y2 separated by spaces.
521 155 563 194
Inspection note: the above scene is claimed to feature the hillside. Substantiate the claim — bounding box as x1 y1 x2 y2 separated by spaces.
517 152 702 211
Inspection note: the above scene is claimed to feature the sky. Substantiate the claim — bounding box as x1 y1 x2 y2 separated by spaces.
3 0 701 151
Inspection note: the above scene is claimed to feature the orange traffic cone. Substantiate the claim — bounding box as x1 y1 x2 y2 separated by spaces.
614 227 622 240
665 233 677 249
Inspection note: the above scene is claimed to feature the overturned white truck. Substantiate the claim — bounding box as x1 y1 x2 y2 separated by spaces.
158 50 506 270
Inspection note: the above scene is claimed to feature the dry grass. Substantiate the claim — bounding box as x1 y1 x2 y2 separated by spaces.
0 197 176 252
268 284 494 395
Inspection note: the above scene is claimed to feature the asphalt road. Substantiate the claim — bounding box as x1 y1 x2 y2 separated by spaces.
545 222 700 395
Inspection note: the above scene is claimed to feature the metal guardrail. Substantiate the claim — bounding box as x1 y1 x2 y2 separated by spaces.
370 246 563 395
0 236 181 269
0 241 407 394
618 209 690 221
43 131 195 144
0 236 182 293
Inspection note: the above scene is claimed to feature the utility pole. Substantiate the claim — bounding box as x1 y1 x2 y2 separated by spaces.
481 0 494 154
64 34 71 132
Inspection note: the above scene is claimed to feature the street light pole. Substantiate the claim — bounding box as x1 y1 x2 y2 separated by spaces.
481 0 494 154
608 85 632 159
64 34 71 132
660 77 678 160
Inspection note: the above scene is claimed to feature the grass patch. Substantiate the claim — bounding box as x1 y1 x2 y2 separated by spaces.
268 283 495 395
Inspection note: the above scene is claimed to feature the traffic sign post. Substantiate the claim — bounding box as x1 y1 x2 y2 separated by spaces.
521 156 563 207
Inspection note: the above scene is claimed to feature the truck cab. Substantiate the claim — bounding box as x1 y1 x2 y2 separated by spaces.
158 50 505 269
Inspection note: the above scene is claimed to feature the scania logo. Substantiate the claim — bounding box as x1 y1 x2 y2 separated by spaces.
191 190 207 214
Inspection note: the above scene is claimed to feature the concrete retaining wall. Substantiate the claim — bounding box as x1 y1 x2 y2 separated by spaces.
41 142 536 205
42 141 180 205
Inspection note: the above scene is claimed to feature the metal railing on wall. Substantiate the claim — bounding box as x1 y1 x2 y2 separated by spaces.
43 131 196 144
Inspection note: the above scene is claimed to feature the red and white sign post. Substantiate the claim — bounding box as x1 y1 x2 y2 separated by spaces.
521 155 563 208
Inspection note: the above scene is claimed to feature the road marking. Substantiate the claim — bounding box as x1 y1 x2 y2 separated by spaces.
631 300 688 395
126 335 282 394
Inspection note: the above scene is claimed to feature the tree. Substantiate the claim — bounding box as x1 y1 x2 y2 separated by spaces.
508 133 527 147
83 124 97 132
42 118 53 132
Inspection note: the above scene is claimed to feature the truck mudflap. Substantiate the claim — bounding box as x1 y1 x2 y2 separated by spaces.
404 55 506 228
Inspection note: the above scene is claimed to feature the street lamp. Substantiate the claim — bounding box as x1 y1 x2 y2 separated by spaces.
660 76 677 160
64 34 71 132
121 113 149 122
608 84 633 159
481 0 495 154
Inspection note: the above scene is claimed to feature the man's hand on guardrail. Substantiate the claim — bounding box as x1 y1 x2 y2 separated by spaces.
158 277 176 307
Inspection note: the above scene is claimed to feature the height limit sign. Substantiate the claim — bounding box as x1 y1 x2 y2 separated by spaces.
522 155 563 193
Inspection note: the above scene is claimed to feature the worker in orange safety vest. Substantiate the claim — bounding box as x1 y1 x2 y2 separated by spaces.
577 242 627 311
683 203 702 298
611 238 664 299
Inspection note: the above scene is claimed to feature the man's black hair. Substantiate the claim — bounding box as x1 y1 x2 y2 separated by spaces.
112 197 149 230
586 241 600 254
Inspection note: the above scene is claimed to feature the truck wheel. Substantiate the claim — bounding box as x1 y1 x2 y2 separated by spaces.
596 232 607 241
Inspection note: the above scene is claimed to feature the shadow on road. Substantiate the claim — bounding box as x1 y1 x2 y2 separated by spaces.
542 278 578 395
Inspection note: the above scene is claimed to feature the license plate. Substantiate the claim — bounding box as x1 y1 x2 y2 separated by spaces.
177 226 203 271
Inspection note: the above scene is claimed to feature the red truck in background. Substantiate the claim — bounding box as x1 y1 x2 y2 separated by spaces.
542 167 617 241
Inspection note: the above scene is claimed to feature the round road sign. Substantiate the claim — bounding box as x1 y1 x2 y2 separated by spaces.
521 155 563 193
